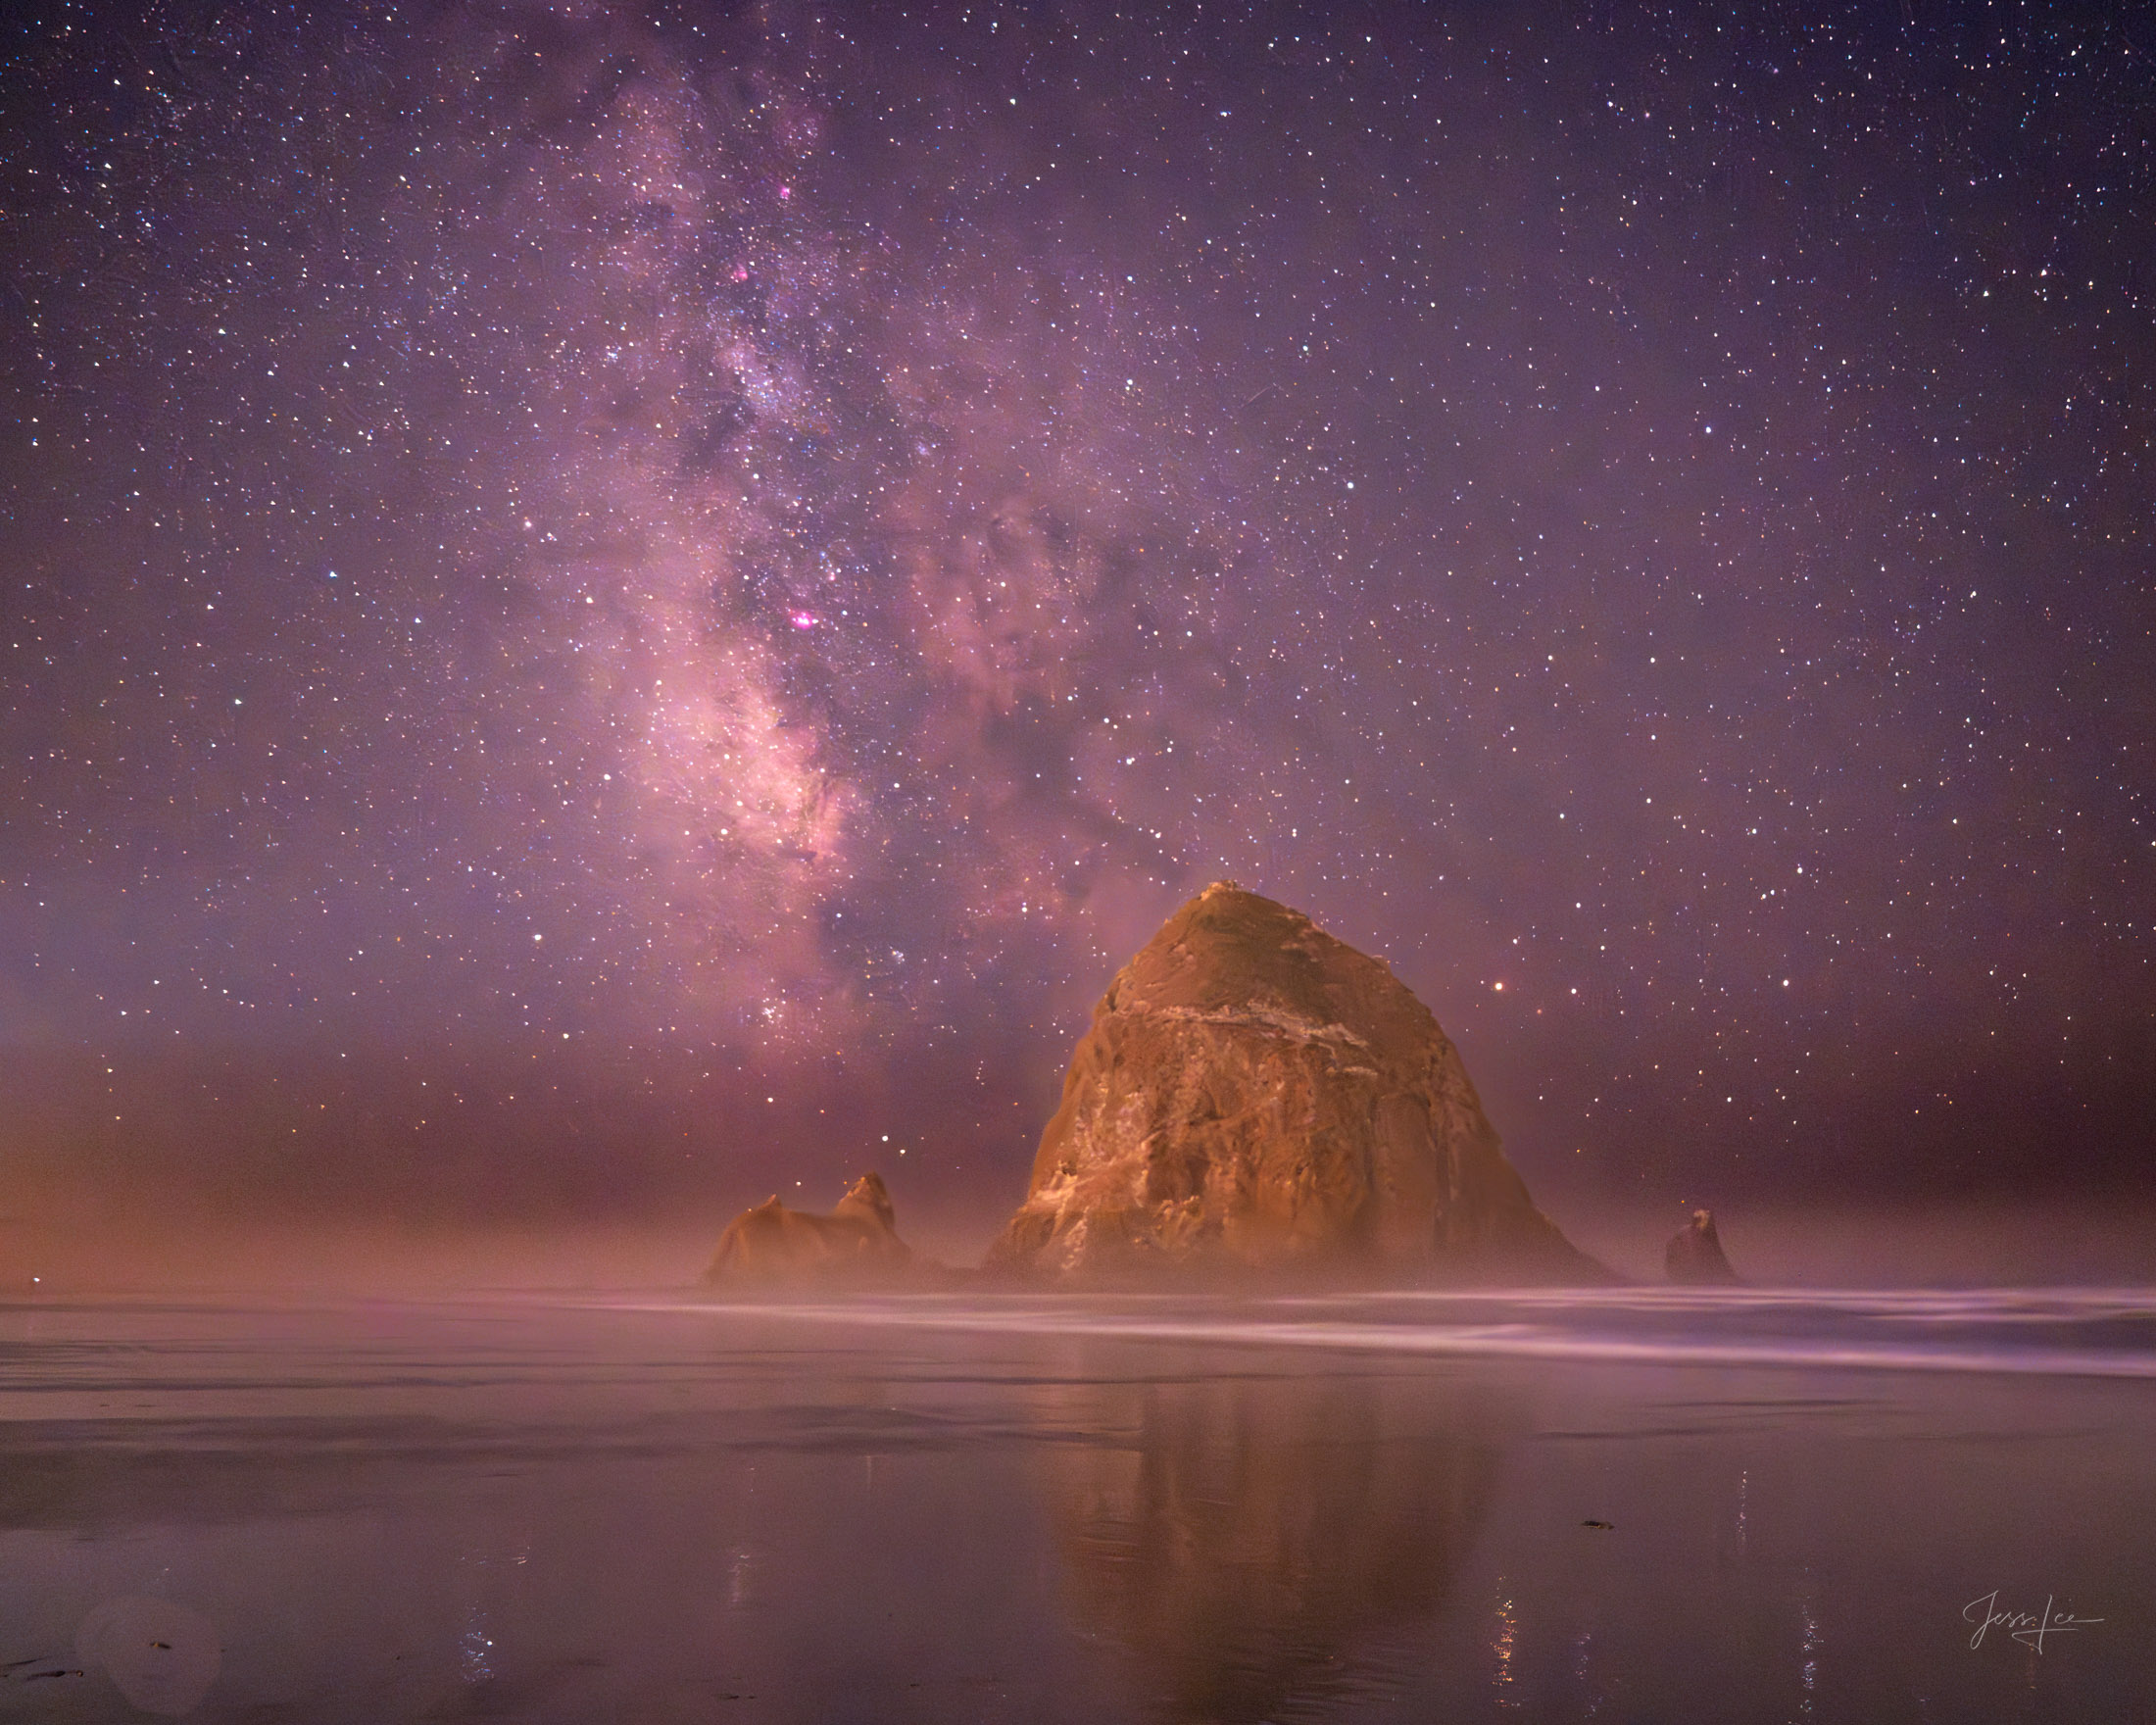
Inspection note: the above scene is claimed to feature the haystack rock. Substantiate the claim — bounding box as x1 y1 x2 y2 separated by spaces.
704 1171 912 1285
989 882 1598 1281
1664 1208 1740 1284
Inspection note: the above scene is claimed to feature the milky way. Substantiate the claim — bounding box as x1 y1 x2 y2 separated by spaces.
2 1 2149 1222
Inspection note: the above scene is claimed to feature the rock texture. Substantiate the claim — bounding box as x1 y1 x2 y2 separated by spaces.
1664 1208 1741 1284
989 882 1595 1281
704 1171 912 1285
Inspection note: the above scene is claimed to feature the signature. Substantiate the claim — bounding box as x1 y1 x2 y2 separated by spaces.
1964 1592 2104 1653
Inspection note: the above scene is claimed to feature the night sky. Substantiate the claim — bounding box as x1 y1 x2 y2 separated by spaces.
2 0 2149 1235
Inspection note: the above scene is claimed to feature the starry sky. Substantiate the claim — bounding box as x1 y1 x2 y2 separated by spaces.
2 0 2149 1233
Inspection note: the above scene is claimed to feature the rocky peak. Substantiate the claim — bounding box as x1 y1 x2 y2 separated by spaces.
990 884 1596 1281
705 1170 913 1285
1664 1208 1740 1284
834 1170 897 1231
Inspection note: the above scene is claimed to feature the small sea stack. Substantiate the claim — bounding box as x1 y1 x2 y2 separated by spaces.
989 881 1600 1283
1664 1208 1741 1285
705 1172 913 1286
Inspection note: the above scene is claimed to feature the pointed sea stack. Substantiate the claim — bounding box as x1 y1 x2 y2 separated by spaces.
1664 1208 1741 1284
989 882 1598 1282
705 1171 913 1285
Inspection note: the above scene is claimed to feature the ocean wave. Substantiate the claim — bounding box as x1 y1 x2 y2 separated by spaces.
595 1287 2156 1381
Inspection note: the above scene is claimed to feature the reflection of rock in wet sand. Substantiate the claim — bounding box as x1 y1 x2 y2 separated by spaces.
1036 1370 1504 1723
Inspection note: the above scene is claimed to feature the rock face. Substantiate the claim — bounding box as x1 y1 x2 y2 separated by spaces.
989 882 1595 1281
1664 1208 1740 1284
704 1171 912 1285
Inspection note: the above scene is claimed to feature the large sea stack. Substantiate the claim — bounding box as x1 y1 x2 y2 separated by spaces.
989 882 1597 1281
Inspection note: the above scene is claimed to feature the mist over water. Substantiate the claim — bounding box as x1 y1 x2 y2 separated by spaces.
9 1190 2156 1300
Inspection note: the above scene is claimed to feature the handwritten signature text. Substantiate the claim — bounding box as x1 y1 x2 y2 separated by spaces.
1964 1592 2103 1653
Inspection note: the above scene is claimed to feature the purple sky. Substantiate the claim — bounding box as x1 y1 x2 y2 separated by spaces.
2 0 2148 1228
